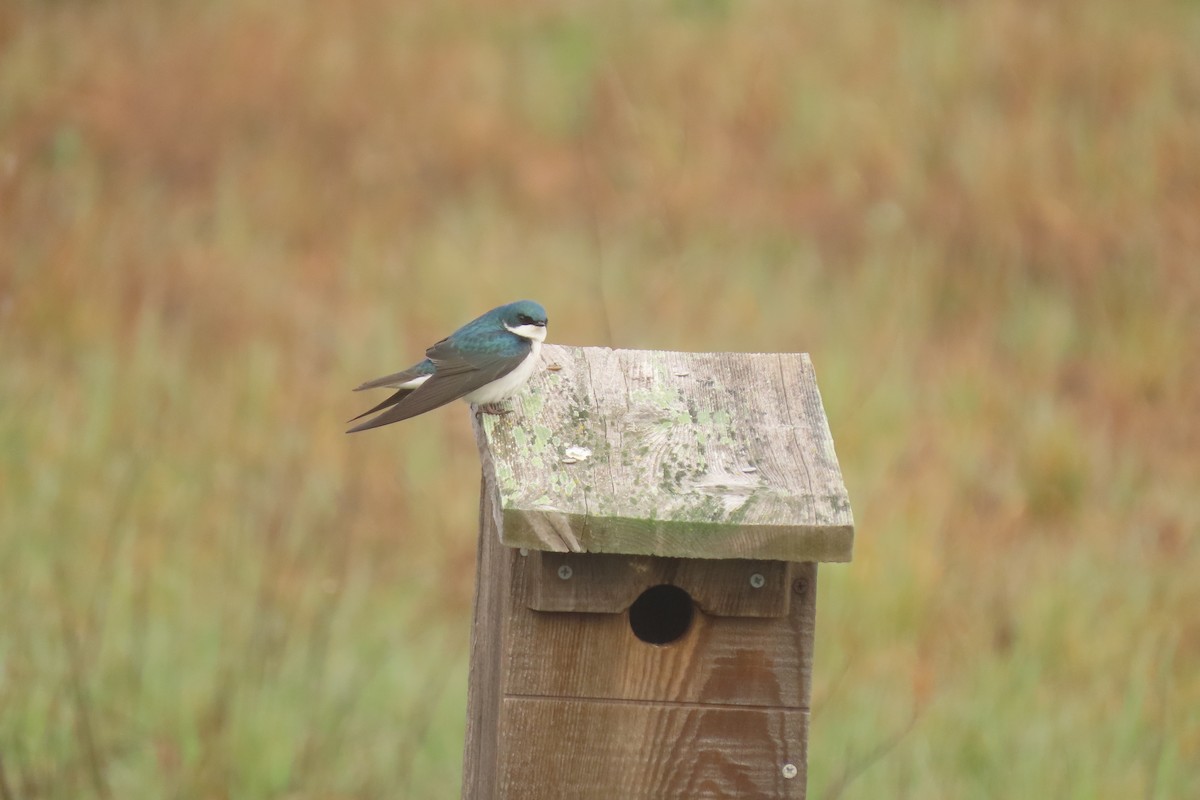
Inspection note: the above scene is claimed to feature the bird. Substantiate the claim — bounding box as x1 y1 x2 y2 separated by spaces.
347 300 548 433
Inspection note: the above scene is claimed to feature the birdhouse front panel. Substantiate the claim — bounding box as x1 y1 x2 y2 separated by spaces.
470 530 817 799
505 551 816 708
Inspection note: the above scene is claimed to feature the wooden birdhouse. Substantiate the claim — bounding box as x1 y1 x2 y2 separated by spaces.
462 345 854 800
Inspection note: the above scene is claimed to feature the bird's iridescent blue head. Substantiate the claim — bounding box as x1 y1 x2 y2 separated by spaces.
497 299 548 342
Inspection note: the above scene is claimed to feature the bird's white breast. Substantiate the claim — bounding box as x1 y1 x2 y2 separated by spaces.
464 340 542 405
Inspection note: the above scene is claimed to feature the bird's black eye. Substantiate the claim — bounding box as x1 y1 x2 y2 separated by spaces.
517 314 532 324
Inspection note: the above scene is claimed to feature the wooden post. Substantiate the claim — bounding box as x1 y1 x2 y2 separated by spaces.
463 346 854 800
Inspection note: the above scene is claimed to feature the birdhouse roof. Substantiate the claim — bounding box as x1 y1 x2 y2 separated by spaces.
474 345 854 562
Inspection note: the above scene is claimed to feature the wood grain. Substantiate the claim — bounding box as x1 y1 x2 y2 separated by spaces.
528 551 792 617
461 527 820 797
506 559 818 708
465 346 840 798
460 477 510 800
497 698 809 800
475 345 854 562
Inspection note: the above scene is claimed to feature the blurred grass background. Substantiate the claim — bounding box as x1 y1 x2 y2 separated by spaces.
2 0 1199 797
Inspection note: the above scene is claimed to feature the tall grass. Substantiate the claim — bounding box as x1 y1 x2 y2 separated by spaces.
1 0 1198 796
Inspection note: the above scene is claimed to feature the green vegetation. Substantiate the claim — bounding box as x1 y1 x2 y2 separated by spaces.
2 0 1197 796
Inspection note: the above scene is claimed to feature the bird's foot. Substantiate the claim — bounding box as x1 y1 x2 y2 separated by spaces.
475 402 512 418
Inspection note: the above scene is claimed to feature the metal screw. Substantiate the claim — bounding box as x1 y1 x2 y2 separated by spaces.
792 579 807 595
519 548 529 557
782 763 798 780
749 573 765 589
557 564 573 580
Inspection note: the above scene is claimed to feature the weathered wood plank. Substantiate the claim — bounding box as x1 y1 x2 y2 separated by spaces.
528 551 792 618
475 346 854 562
460 479 510 799
505 559 818 708
497 698 809 799
463 524 820 796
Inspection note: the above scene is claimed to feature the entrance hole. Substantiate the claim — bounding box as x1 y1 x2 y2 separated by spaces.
628 584 694 645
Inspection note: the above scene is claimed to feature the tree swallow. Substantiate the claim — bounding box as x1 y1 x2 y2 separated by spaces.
347 300 548 433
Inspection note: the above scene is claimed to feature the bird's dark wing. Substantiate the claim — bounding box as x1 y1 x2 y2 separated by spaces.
347 359 437 424
346 340 526 433
346 386 417 423
353 360 435 392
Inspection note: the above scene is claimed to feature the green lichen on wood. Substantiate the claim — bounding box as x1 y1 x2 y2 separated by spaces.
476 345 855 562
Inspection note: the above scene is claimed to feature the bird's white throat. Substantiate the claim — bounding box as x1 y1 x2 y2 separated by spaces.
505 322 547 342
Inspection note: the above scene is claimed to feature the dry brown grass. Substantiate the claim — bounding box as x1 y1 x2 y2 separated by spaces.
2 0 1198 796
